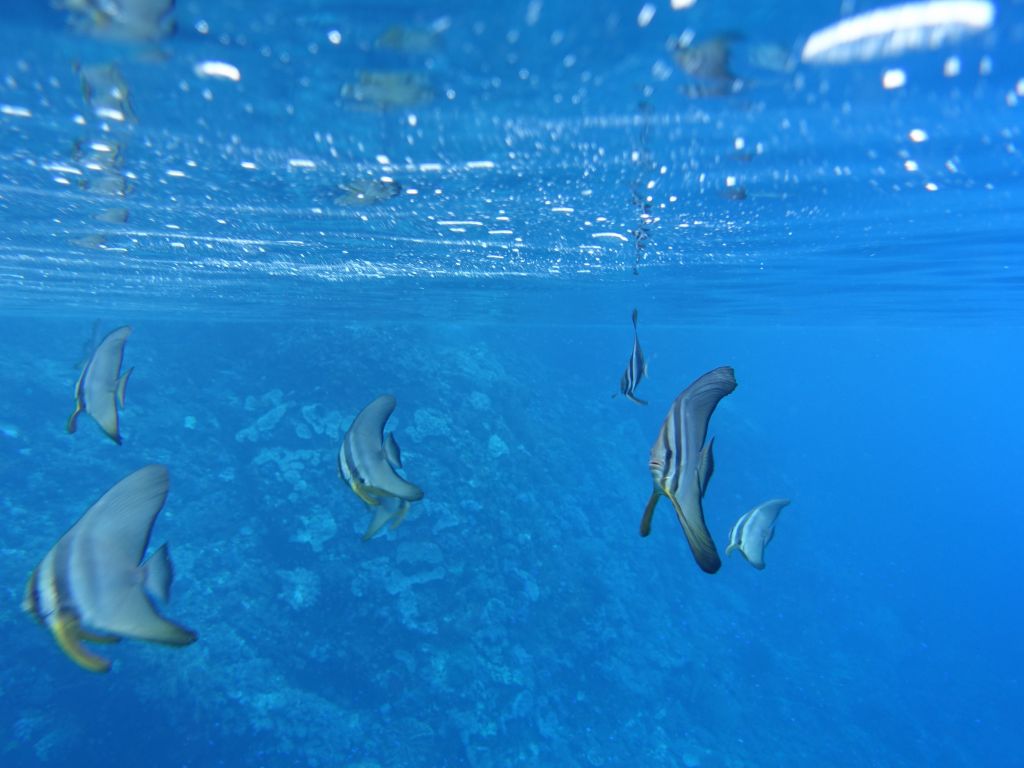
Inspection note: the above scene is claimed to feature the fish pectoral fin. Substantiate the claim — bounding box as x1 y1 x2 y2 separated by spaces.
116 367 133 409
352 482 382 506
639 489 661 537
52 613 113 673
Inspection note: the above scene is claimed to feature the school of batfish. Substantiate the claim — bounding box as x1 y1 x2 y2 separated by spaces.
24 313 793 672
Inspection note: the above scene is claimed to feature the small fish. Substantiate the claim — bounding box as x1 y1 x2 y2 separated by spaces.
338 395 424 539
726 498 790 570
640 366 737 574
616 308 648 405
22 465 197 672
671 35 742 96
334 178 402 207
67 325 133 444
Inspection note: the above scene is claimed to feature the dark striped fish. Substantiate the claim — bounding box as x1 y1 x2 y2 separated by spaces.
22 465 197 672
640 366 737 574
338 394 424 540
67 325 133 445
726 498 790 570
617 308 648 405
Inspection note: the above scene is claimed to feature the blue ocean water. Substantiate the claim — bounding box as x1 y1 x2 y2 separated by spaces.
1 1 1022 766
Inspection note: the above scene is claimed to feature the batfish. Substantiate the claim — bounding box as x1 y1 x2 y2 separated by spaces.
67 324 133 444
22 465 197 672
640 366 737 573
726 498 791 570
338 395 424 539
616 308 648 405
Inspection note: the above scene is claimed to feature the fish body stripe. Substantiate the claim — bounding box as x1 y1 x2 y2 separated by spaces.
341 435 372 492
651 396 689 498
28 547 69 631
729 510 754 548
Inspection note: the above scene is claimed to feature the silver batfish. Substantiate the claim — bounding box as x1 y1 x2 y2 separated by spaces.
339 395 424 539
640 366 736 573
23 465 197 672
726 498 791 570
67 325 133 444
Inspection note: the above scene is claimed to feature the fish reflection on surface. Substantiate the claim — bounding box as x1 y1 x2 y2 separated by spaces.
75 63 137 123
334 178 403 207
375 23 446 54
671 35 740 96
340 71 434 109
56 0 176 42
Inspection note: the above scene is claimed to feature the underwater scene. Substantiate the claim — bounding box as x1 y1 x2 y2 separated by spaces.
1 1 1022 766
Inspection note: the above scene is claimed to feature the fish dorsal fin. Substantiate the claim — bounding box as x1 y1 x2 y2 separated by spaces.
631 308 639 329
84 326 131 392
346 395 424 502
697 437 715 498
74 464 169 569
69 465 197 645
677 367 737 462
384 431 402 468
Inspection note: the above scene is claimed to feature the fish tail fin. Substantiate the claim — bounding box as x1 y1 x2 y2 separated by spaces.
52 613 112 673
143 543 174 603
639 489 660 537
116 367 133 409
